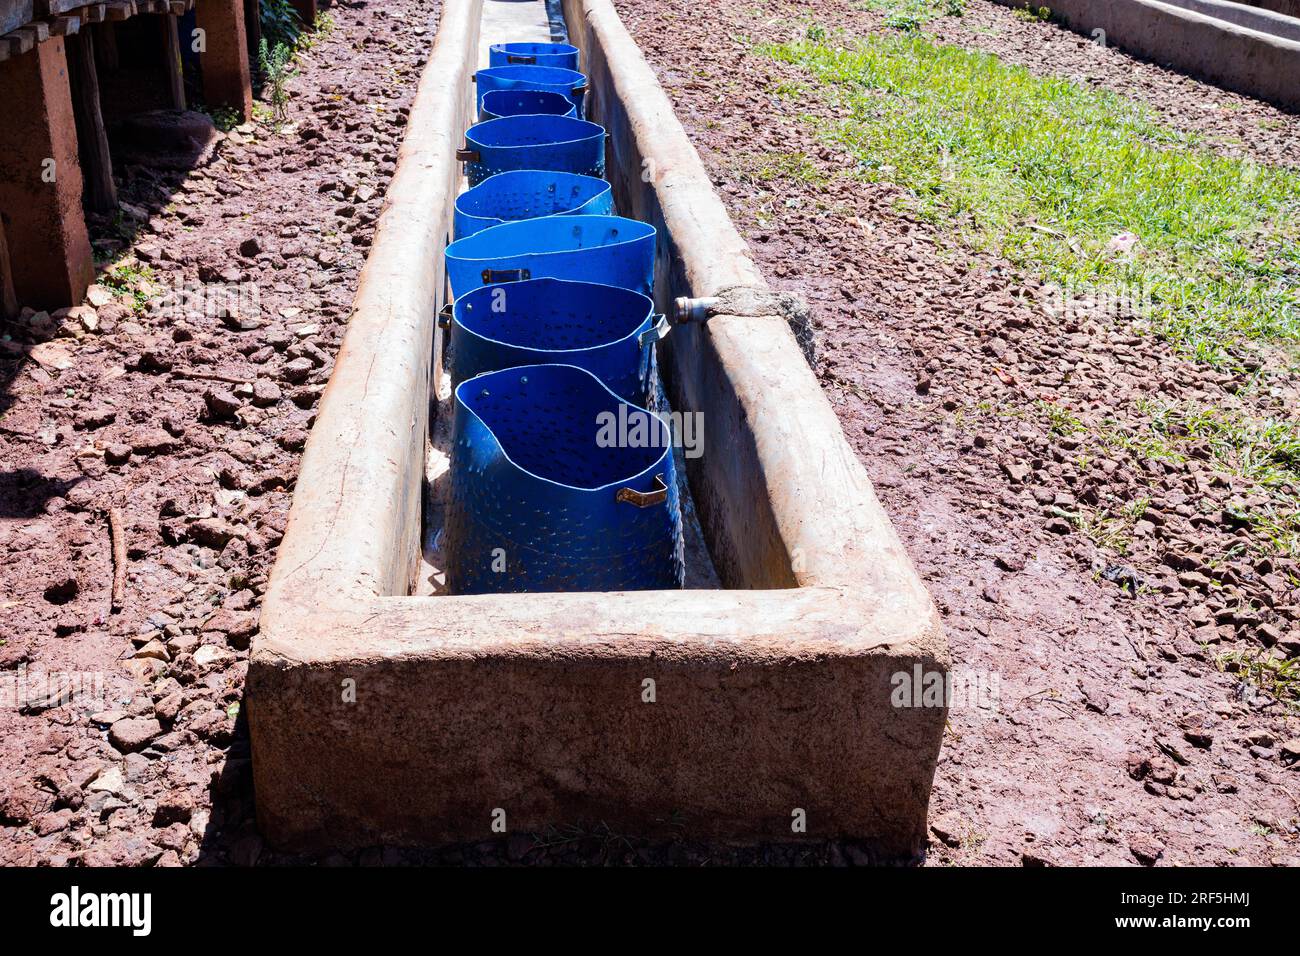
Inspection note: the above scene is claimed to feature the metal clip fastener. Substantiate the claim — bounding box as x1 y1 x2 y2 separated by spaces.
456 147 480 163
638 314 671 348
616 474 668 508
481 268 531 284
437 303 452 329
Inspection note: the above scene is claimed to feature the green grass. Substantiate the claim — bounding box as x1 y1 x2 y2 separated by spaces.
760 34 1300 364
1142 400 1300 490
1218 649 1299 709
1043 396 1300 555
853 0 965 31
734 149 828 187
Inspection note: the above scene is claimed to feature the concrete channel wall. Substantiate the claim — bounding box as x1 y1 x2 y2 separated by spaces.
249 0 948 858
1157 0 1300 41
993 0 1300 111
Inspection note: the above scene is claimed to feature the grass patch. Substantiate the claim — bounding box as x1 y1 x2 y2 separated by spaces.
733 149 829 187
853 0 965 31
760 34 1300 363
1217 649 1299 709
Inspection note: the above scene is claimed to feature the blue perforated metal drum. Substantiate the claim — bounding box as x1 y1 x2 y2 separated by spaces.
444 215 657 299
488 41 580 71
446 278 659 403
459 115 605 187
453 170 612 241
446 363 684 594
474 65 587 117
479 88 576 122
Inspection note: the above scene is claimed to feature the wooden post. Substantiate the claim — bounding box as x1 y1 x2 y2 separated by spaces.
196 0 252 119
0 215 17 321
243 0 259 69
0 36 95 308
66 27 117 213
92 20 117 70
288 0 313 31
161 11 184 108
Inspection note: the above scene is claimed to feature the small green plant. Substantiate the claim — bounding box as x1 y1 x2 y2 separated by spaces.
199 104 240 132
296 10 336 51
258 39 296 130
1217 650 1299 708
259 0 302 50
1013 4 1052 20
100 262 157 316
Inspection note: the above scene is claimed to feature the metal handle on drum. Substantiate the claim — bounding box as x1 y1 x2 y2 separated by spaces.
507 54 536 64
456 147 480 163
481 268 531 284
616 474 668 508
437 302 452 329
638 314 671 347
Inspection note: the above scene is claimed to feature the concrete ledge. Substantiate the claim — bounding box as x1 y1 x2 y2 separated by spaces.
249 0 948 859
992 0 1300 111
1159 0 1300 42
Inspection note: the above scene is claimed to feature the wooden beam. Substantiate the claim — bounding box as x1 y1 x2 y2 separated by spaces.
1 0 34 36
1 29 36 56
49 13 80 34
160 10 182 108
41 0 89 14
80 3 106 23
104 0 131 20
66 28 117 213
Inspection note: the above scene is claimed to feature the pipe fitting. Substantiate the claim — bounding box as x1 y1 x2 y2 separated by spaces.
673 295 719 325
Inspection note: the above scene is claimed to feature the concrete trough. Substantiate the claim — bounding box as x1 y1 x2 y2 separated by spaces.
248 0 948 860
993 0 1300 111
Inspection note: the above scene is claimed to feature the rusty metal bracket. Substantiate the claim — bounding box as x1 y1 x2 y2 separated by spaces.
616 474 668 508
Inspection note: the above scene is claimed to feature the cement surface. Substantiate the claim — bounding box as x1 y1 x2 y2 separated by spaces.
479 0 552 68
250 0 947 858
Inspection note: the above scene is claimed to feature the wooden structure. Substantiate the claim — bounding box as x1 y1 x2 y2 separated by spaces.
0 0 255 310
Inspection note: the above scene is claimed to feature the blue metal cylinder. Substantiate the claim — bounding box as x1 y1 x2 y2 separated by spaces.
448 278 657 404
446 363 684 594
479 88 576 122
460 114 605 187
453 170 612 241
444 215 657 299
488 41 580 71
474 65 587 117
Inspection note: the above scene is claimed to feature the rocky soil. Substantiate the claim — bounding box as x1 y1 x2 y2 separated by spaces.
0 0 438 866
613 0 1300 865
